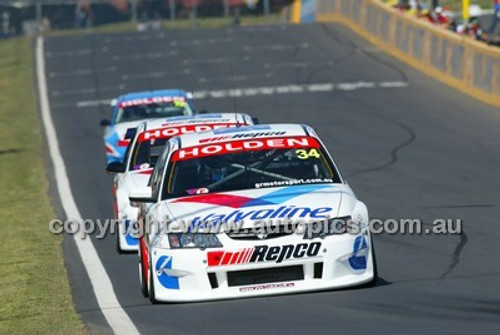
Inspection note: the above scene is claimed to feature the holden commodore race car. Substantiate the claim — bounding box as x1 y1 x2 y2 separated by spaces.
107 113 254 252
101 89 195 164
130 124 377 303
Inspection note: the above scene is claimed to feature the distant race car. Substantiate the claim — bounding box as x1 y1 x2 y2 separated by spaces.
101 89 195 164
131 124 377 303
107 113 254 252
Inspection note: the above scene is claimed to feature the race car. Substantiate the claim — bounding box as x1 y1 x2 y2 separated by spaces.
130 124 377 303
106 113 254 252
101 89 195 164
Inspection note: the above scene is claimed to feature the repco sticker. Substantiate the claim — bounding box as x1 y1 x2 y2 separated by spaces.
207 242 321 267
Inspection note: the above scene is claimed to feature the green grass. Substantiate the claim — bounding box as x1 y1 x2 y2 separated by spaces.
0 38 85 334
48 14 284 36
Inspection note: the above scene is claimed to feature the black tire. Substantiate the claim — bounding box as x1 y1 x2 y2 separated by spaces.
148 262 159 304
116 226 125 254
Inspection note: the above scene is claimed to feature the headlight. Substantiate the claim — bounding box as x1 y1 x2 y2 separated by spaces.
168 233 222 249
304 216 352 239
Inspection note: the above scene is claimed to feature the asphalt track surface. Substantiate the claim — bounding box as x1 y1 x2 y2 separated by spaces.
43 23 500 334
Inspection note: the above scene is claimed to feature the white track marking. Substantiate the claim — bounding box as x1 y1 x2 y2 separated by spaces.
113 51 178 61
264 61 335 68
121 68 191 80
183 56 250 65
52 84 126 97
193 81 408 99
244 43 309 51
198 73 273 83
49 66 116 78
45 46 108 58
37 37 139 335
75 81 408 108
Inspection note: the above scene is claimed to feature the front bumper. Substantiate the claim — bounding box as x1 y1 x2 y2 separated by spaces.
116 201 139 251
118 219 139 251
149 232 375 302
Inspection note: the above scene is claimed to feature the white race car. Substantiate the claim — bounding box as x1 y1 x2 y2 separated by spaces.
131 124 377 303
107 113 254 252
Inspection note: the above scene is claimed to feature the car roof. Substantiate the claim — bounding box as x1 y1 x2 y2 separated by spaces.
117 89 189 103
176 124 314 148
141 113 250 131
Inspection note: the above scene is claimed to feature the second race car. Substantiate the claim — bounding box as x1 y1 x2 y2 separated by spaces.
107 113 254 252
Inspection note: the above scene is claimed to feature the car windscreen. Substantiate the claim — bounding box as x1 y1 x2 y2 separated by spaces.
162 136 341 199
129 138 168 170
115 100 192 124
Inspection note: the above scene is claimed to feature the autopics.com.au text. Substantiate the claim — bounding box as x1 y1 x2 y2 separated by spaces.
48 217 462 239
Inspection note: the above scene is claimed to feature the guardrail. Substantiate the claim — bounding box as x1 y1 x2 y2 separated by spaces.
316 0 500 106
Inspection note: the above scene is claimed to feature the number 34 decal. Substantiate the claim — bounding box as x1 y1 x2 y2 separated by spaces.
295 148 321 160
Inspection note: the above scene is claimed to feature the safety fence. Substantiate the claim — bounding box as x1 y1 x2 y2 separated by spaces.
315 0 500 106
0 0 288 35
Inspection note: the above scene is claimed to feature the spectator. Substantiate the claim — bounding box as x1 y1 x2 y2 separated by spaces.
74 7 87 29
429 7 448 25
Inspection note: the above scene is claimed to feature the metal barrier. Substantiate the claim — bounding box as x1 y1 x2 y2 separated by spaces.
316 0 500 106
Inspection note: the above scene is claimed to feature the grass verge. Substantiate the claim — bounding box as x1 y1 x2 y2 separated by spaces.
0 37 85 334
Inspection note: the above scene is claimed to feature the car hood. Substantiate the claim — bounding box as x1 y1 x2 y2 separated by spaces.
112 119 158 139
122 169 153 191
161 184 350 230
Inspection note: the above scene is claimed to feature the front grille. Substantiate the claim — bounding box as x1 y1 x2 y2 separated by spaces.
314 262 323 279
227 222 298 240
227 265 304 287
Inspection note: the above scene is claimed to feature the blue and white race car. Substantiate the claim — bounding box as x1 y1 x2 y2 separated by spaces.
131 124 377 303
101 89 195 164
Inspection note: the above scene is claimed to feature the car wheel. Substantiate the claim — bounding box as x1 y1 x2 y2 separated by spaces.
148 261 159 304
116 221 125 254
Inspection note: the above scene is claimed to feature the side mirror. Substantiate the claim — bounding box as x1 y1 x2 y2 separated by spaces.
129 187 154 203
100 119 111 127
106 161 125 173
251 117 260 125
124 127 137 139
198 110 209 114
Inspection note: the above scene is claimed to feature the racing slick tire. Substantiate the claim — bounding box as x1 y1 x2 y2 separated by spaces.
148 261 159 304
116 225 126 254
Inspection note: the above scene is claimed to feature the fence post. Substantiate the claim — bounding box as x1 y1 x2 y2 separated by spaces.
291 0 301 24
169 0 176 20
224 0 230 18
264 0 270 16
131 0 138 23
36 0 42 31
190 1 198 27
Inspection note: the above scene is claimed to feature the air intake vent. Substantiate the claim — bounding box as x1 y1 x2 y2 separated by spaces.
314 262 323 279
227 265 304 287
227 223 298 240
207 273 218 289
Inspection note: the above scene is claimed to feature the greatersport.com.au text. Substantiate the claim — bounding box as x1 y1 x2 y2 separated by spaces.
48 217 462 238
